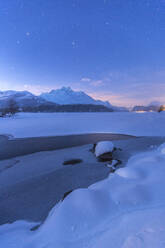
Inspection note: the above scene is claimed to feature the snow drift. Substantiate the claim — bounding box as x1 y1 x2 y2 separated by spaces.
1 143 165 247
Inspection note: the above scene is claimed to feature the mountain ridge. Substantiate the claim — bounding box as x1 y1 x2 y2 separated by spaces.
0 87 128 112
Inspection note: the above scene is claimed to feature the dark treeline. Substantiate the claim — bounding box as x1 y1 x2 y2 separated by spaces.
21 104 113 112
0 99 19 117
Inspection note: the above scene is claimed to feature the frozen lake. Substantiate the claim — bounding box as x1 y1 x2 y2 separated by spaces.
0 112 165 138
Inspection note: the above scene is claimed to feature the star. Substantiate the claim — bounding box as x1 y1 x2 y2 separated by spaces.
26 32 30 36
72 40 78 48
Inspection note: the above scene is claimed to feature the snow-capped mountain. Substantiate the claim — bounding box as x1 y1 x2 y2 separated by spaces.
0 90 48 109
40 87 111 107
40 87 127 111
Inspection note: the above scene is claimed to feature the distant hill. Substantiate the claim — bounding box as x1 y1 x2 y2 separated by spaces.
0 90 49 109
132 105 160 112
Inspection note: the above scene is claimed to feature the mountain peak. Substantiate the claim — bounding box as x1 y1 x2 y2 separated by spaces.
50 87 73 94
40 87 113 108
61 86 72 91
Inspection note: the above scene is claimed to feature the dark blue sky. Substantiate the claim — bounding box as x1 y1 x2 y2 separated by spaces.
0 0 165 106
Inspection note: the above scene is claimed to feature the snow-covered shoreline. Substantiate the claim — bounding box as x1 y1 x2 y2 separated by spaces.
1 141 165 247
0 112 165 138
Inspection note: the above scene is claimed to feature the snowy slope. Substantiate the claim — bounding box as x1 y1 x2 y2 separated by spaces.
1 143 165 247
0 90 34 101
0 90 47 108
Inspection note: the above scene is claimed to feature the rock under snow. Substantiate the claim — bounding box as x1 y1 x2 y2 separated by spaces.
106 159 120 169
95 141 114 157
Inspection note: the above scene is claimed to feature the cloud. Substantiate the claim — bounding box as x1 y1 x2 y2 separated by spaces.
81 78 104 87
90 80 104 87
81 77 91 82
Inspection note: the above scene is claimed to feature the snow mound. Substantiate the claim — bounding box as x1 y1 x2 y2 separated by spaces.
2 143 165 247
95 141 114 157
157 142 165 155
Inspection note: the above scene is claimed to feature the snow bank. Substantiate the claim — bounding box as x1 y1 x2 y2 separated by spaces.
1 112 165 138
157 142 165 155
1 143 165 247
95 141 114 157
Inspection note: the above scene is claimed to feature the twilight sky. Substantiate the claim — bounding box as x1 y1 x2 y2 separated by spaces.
0 0 165 106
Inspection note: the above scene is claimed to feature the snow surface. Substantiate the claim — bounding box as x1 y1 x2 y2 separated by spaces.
1 143 165 247
95 141 114 157
1 112 165 138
